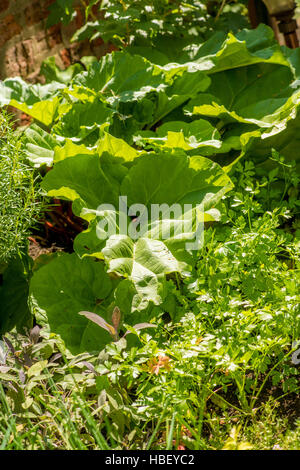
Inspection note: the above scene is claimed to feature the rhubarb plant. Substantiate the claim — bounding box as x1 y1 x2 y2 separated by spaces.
1 24 299 352
28 134 233 352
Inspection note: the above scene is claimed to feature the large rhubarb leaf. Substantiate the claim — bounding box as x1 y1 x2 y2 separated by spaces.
189 25 290 74
41 152 124 219
71 151 233 310
0 77 64 126
0 256 32 335
72 51 210 131
53 98 114 145
101 235 181 311
0 77 64 106
133 120 240 155
184 62 296 127
121 151 232 212
29 253 114 354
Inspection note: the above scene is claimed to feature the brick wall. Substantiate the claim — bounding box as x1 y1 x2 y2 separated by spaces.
0 0 114 82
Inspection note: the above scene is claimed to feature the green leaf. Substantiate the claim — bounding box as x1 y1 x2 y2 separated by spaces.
121 151 232 212
41 152 122 219
133 120 238 155
97 131 139 163
54 139 94 163
27 360 48 378
185 62 295 127
73 52 210 130
29 253 114 354
53 98 113 144
0 77 64 125
0 255 32 335
24 124 60 167
102 235 179 311
177 25 290 73
11 99 60 127
46 0 75 27
134 25 289 71
73 52 166 102
40 56 84 85
242 109 300 168
126 46 170 66
73 151 233 310
0 77 64 106
193 27 290 74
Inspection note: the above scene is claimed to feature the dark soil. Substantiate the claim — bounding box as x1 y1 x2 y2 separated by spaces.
29 199 86 258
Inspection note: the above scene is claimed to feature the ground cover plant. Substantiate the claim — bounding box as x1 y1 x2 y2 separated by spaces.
0 1 299 450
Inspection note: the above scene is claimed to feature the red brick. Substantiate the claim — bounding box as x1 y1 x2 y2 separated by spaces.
22 40 35 72
24 2 49 26
3 45 20 77
36 29 47 42
46 24 62 47
20 112 32 126
0 0 114 85
59 47 71 67
15 43 28 77
35 30 48 55
0 14 22 47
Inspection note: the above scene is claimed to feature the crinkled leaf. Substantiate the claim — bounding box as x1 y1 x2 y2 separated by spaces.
133 120 239 155
102 235 180 311
24 124 60 167
73 52 210 129
73 151 232 310
53 98 114 145
0 77 64 106
191 26 290 74
129 25 289 72
121 151 233 212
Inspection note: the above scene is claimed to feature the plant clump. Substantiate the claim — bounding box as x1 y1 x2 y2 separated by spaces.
0 112 40 267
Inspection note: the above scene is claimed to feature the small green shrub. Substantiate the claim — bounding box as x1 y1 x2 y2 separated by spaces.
0 112 40 266
46 0 249 49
